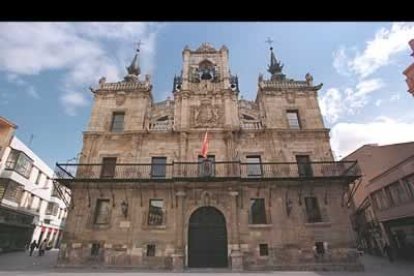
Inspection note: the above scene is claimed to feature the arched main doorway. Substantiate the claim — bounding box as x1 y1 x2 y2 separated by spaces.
188 207 228 268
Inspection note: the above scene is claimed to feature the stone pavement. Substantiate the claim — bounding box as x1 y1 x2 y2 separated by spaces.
0 249 413 275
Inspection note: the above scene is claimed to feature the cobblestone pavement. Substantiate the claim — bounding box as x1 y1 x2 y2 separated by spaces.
0 249 413 275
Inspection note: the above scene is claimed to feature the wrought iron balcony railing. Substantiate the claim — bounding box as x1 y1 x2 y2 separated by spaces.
55 160 360 183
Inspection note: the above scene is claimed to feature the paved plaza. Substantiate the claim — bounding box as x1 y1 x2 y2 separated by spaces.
0 249 413 275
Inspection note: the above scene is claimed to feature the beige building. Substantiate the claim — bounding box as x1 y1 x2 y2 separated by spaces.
56 43 361 271
403 39 414 97
0 116 17 165
343 142 414 260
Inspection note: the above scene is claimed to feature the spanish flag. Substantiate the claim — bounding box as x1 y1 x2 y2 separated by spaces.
201 130 208 159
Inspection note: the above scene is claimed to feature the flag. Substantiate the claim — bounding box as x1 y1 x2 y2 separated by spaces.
201 131 208 158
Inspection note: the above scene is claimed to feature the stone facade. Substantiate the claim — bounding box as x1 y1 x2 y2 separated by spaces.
56 43 362 271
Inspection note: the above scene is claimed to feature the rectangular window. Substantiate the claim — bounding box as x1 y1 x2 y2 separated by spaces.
5 149 33 178
384 186 394 207
259 244 269 256
287 110 301 129
250 198 267 224
403 178 414 198
305 197 322 223
246 155 262 177
198 155 215 177
148 199 164 226
94 199 111 224
151 157 167 178
111 112 125 132
46 202 59 216
315 242 325 255
44 219 51 224
147 244 155 257
35 171 42 185
100 157 117 179
91 243 100 256
296 155 313 177
3 181 24 203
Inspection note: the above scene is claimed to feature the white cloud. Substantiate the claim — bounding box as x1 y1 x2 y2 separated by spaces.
375 99 383 106
0 22 162 115
330 116 414 159
26 86 39 99
333 23 414 79
351 23 414 78
390 93 401 101
319 78 384 123
61 91 88 116
332 47 352 77
319 88 343 123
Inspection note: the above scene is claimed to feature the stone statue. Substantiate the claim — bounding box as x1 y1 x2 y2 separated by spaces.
98 77 106 88
305 73 313 86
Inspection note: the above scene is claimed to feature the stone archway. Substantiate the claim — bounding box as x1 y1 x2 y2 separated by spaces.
188 206 228 268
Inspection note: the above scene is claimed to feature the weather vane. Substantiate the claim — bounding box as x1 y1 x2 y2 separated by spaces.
265 37 274 50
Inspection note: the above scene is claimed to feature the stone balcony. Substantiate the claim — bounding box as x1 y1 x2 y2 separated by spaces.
54 160 360 184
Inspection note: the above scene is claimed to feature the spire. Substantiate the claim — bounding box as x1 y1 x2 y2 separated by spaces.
124 41 142 82
126 53 141 76
265 37 285 81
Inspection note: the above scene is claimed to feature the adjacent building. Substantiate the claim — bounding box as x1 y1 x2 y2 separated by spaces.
343 142 414 260
403 39 414 97
56 43 361 271
0 126 70 253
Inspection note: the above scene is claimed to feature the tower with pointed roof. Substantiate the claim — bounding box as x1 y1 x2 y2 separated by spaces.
56 42 362 272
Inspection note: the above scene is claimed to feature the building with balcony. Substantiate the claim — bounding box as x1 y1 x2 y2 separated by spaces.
343 142 414 260
55 43 361 271
0 134 70 252
403 39 414 97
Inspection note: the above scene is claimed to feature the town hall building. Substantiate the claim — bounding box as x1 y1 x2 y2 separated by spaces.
55 42 362 271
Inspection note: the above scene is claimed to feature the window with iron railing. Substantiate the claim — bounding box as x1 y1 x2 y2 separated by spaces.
148 199 164 226
151 157 167 178
296 155 313 177
146 244 156 257
246 156 262 177
198 155 215 177
259 244 269 256
100 157 117 179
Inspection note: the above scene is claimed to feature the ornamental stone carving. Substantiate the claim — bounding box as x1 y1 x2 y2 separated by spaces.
194 98 220 128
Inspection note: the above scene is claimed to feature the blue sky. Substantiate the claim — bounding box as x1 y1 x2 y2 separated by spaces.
1 22 414 168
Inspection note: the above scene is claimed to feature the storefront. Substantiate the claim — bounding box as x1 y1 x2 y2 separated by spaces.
0 206 35 252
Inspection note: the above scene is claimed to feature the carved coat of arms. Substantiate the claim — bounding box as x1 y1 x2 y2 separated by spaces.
194 99 220 128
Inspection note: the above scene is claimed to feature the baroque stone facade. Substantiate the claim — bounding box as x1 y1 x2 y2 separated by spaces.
56 43 362 271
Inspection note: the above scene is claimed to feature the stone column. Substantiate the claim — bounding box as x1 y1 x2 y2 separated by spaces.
229 191 243 271
173 190 186 271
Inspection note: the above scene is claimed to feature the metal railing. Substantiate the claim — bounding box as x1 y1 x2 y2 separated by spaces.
55 160 360 182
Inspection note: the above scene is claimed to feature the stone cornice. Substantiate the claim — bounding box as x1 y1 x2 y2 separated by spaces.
259 79 323 91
